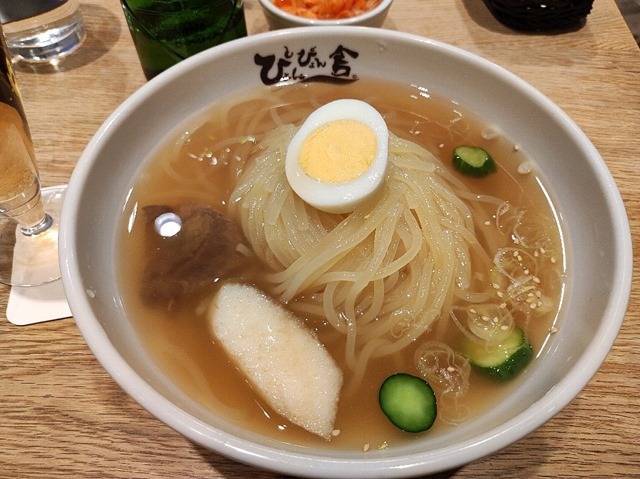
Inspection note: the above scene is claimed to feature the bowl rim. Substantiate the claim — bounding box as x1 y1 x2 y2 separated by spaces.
257 0 393 26
59 26 633 478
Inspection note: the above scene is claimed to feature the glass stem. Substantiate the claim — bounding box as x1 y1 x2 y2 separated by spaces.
1 180 53 237
20 211 53 236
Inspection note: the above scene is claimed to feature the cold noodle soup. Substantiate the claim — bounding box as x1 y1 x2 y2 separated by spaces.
117 77 565 451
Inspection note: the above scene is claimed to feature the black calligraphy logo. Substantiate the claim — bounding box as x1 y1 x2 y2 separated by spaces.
297 47 326 68
254 44 360 86
329 45 359 77
254 53 292 85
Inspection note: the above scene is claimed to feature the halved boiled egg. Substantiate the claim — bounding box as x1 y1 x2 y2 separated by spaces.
285 99 389 214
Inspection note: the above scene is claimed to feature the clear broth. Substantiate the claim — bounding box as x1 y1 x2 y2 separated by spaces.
117 78 565 451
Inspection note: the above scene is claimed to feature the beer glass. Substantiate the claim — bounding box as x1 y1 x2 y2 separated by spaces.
0 25 64 286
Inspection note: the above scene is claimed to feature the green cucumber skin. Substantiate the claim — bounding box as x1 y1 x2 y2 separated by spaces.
464 327 533 382
379 373 437 433
475 342 533 382
452 146 496 177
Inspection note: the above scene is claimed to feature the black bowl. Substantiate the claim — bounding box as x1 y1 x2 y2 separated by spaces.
484 0 594 31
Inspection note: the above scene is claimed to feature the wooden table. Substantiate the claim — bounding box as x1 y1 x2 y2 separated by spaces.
2 0 639 477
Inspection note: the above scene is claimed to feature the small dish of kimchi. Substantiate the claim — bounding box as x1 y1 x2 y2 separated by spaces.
258 0 393 29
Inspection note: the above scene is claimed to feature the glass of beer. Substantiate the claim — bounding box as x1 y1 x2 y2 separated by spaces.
0 25 65 286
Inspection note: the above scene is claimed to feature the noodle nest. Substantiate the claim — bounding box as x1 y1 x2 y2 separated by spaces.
230 125 501 381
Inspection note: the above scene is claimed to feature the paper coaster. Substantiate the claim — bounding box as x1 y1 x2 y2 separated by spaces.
6 278 71 325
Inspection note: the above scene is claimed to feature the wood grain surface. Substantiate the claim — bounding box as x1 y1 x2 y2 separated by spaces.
1 1 639 477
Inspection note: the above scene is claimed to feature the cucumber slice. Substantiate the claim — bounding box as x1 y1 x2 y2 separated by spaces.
379 373 437 433
452 145 496 177
463 326 533 382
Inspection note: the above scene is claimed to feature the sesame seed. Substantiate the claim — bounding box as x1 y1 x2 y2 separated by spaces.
497 291 504 298
499 302 507 309
484 220 491 226
447 366 456 372
550 257 557 264
469 308 477 314
524 269 530 275
500 325 509 330
332 429 341 437
533 276 541 284
540 247 546 254
529 303 537 309
363 443 370 452
550 327 559 334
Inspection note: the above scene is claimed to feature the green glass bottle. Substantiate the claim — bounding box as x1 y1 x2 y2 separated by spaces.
121 0 247 80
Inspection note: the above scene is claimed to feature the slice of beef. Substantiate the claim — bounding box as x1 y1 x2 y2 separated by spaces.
140 204 245 308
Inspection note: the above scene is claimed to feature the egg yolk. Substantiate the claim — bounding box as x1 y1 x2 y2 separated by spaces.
299 119 377 184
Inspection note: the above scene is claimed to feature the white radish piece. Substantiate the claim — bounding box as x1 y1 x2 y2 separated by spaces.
209 283 343 439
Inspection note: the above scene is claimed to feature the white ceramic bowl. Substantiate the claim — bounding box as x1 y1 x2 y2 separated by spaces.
59 27 632 478
258 0 392 29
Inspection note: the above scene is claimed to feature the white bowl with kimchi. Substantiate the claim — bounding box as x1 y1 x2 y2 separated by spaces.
258 0 393 29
